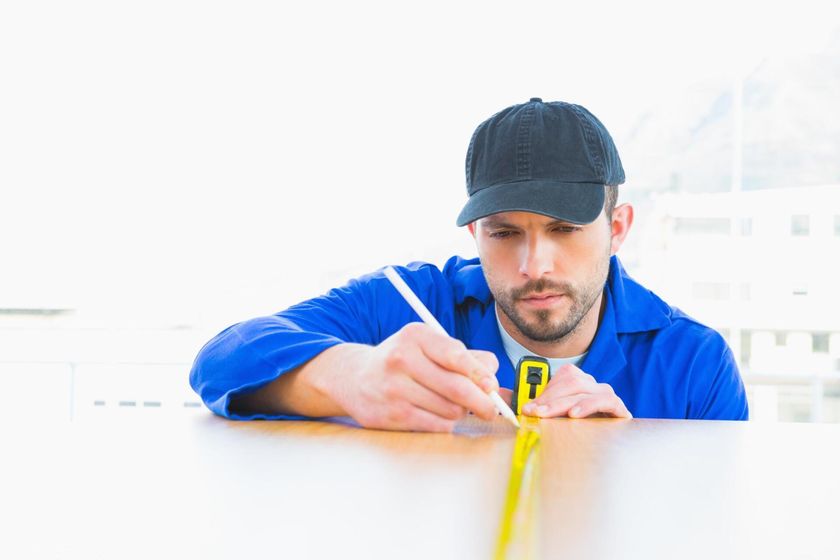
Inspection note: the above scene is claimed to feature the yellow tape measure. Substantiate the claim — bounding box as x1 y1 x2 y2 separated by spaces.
495 357 551 559
511 356 550 415
494 417 541 560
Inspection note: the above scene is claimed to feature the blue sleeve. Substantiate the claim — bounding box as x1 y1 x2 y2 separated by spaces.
188 263 456 420
689 335 750 421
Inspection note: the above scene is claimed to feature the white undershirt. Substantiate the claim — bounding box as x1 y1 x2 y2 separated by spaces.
494 304 587 377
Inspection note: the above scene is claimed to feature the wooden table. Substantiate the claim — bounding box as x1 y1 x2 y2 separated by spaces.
4 414 839 559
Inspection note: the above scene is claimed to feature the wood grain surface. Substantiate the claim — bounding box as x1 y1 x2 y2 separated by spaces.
3 414 839 559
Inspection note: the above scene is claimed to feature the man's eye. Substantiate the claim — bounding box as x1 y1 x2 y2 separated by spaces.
553 226 581 233
489 231 515 239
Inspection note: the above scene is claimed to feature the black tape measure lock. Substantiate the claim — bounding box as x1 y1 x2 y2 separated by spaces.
511 356 551 415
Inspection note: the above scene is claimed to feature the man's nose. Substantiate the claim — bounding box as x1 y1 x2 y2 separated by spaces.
518 236 554 279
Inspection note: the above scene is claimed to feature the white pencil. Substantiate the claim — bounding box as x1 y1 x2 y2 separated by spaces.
383 266 520 429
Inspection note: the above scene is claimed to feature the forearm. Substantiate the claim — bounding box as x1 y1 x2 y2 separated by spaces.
230 343 370 417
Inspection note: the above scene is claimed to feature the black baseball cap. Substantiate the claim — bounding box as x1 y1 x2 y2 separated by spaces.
456 98 625 227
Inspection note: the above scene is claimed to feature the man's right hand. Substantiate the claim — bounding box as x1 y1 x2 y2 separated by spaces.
321 323 501 432
233 322 501 432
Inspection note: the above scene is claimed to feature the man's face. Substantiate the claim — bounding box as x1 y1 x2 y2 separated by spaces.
472 210 613 344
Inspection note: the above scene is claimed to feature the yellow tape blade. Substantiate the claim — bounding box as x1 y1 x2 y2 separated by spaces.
494 417 541 560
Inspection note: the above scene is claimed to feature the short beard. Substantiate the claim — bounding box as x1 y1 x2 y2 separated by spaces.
493 265 608 344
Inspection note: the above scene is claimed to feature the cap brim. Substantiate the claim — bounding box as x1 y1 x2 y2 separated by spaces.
455 180 605 226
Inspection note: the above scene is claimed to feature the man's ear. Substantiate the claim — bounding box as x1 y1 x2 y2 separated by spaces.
467 222 476 237
609 203 634 256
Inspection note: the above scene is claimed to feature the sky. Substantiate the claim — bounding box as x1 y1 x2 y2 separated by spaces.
2 0 838 328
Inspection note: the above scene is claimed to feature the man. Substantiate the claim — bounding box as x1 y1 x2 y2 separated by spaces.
190 98 749 431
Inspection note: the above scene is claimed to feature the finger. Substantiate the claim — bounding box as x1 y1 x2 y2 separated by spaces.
522 394 588 418
567 394 632 419
536 367 600 402
377 403 457 432
404 406 459 432
413 328 498 391
407 357 498 421
498 388 513 407
551 362 591 380
469 350 500 392
400 377 467 421
381 329 497 420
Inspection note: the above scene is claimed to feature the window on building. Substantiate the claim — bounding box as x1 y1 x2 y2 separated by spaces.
740 330 752 366
775 331 787 346
834 215 840 237
791 214 810 236
792 283 808 296
691 282 730 300
813 333 830 353
740 217 752 236
673 217 731 235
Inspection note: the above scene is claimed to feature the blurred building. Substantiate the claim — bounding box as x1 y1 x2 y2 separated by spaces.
627 184 840 422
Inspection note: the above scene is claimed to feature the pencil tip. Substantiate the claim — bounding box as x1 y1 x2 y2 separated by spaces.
500 408 520 428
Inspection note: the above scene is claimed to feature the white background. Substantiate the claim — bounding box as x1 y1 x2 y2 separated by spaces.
1 0 838 332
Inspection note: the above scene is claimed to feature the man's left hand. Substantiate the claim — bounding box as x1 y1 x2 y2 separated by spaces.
515 363 632 419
